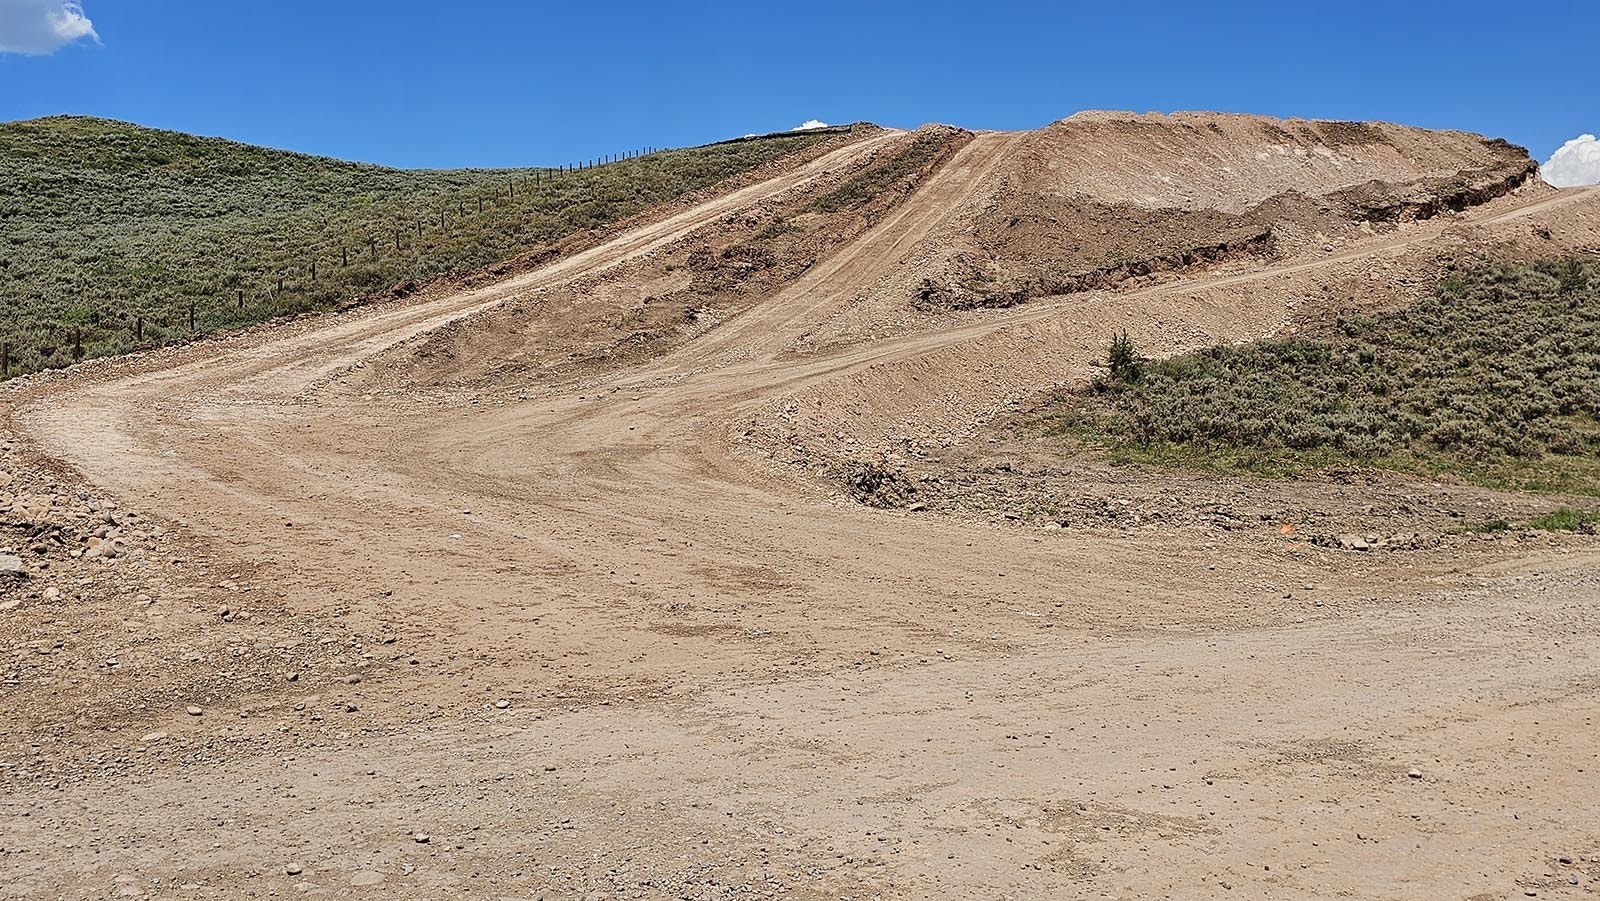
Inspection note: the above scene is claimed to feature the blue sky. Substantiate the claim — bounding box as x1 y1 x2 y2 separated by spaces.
1 0 1595 170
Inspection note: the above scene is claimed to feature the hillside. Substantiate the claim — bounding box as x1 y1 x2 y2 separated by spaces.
7 112 1600 901
0 116 844 377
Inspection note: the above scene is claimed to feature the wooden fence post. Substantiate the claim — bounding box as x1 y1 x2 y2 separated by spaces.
134 316 143 340
1 342 8 379
237 289 244 310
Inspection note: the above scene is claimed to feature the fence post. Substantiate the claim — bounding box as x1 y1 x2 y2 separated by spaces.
1 342 8 379
134 316 143 340
237 289 244 310
189 303 196 333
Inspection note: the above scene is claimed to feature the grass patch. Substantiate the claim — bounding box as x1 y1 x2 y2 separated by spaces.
811 130 953 214
0 116 835 377
1526 507 1600 532
1044 259 1600 494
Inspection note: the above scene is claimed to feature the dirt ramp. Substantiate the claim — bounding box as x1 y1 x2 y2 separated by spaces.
361 126 972 391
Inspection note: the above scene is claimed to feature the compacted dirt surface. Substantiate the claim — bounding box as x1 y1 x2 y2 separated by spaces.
5 114 1600 900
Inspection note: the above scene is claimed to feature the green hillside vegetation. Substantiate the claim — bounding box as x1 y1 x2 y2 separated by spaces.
0 116 837 377
1047 259 1600 494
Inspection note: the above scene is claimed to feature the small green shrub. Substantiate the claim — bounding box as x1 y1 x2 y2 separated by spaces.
1103 330 1144 386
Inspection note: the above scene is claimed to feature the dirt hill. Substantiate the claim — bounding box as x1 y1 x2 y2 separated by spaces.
4 112 1600 901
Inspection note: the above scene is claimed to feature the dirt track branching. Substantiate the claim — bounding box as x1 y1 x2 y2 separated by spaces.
1048 259 1600 494
0 116 833 378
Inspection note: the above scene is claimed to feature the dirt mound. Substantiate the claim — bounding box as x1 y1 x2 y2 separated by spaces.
904 112 1538 313
1046 110 1527 212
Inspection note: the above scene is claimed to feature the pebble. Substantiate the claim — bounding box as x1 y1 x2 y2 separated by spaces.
343 674 361 684
140 731 168 743
186 705 203 716
414 832 430 844
495 699 510 710
1407 768 1423 779
285 864 303 876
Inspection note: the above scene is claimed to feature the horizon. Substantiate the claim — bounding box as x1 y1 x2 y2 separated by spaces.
1 1 1596 177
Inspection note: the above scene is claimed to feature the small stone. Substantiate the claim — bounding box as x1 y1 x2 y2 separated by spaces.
140 731 167 743
343 674 361 684
1338 534 1372 552
285 864 303 876
1407 768 1422 779
350 871 383 887
495 699 510 710
414 832 430 844
186 705 203 716
0 554 26 578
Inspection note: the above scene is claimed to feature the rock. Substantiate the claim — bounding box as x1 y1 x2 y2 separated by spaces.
140 731 168 743
1337 534 1371 551
285 864 303 876
0 554 26 578
186 705 203 716
349 871 383 887
907 502 927 512
343 674 361 684
495 699 510 710
414 832 430 844
1407 768 1422 779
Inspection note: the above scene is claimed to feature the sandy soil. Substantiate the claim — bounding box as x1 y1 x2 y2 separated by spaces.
4 119 1600 901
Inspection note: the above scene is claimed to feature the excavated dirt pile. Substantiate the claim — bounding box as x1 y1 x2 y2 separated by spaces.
912 112 1539 310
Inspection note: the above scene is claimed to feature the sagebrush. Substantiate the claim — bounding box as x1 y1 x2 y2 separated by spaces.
0 116 834 377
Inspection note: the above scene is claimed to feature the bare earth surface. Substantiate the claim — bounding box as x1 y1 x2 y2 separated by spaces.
5 119 1600 900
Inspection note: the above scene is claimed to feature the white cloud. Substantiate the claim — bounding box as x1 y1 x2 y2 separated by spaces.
0 0 98 55
792 119 829 131
1541 134 1600 188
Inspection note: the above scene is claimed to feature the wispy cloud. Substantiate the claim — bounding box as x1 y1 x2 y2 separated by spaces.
792 119 829 131
1542 134 1600 188
0 0 98 56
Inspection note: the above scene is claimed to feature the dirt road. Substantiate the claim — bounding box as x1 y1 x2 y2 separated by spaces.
5 130 1600 900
